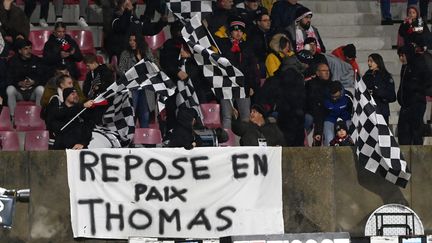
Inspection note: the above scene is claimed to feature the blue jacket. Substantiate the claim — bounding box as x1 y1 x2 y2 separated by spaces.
323 89 353 123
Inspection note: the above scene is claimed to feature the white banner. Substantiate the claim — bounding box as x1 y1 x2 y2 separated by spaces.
67 147 283 239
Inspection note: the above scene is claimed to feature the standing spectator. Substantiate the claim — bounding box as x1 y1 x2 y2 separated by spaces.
332 44 360 76
232 104 286 146
397 45 427 145
119 33 155 128
238 0 267 33
286 6 326 53
205 0 237 36
24 0 49 27
0 0 30 41
265 33 295 78
270 0 303 32
398 5 430 49
249 11 273 79
261 0 277 13
54 0 89 27
380 0 393 25
322 81 353 146
43 22 83 80
362 53 396 123
216 17 258 128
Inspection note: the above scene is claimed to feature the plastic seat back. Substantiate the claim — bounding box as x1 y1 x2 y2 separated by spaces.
133 128 162 145
29 30 51 57
14 105 46 131
144 31 166 51
219 128 236 146
0 107 13 131
24 130 49 151
0 131 20 151
200 103 221 129
67 30 95 55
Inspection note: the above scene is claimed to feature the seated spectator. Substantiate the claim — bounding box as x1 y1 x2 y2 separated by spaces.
398 5 431 49
362 53 396 123
265 33 296 77
54 0 89 27
46 87 94 150
329 119 354 146
271 0 303 32
82 54 113 100
43 22 83 80
232 104 286 146
0 0 30 42
322 81 353 146
40 65 86 108
168 107 203 149
286 6 326 53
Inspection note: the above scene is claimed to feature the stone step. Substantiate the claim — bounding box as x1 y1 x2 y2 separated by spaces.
313 13 380 26
317 25 396 38
356 50 399 64
358 61 401 77
323 36 392 51
302 1 379 14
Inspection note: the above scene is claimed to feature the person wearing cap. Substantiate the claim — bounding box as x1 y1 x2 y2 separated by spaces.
332 44 360 77
286 6 326 53
231 104 286 146
46 87 95 150
270 0 303 32
215 17 257 129
329 118 353 146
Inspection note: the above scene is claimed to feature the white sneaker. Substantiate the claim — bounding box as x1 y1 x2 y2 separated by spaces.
30 23 34 28
56 17 63 23
39 19 48 27
77 17 88 27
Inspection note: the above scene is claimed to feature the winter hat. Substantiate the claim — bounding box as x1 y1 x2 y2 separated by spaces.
304 37 317 46
63 87 77 100
295 6 313 22
251 104 267 118
297 50 314 64
229 16 246 32
334 118 348 133
14 38 32 50
342 44 357 58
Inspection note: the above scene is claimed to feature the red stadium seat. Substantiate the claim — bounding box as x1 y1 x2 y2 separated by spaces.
29 29 51 57
133 128 162 145
14 105 46 131
144 31 166 51
200 103 221 129
76 61 88 82
24 130 49 151
219 128 236 146
0 107 13 131
0 131 20 151
67 30 95 55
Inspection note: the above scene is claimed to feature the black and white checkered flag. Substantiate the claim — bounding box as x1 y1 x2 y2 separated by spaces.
176 60 203 118
351 77 411 188
181 14 246 99
167 0 213 20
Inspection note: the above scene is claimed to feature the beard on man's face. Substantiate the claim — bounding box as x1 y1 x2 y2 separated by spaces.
299 21 311 30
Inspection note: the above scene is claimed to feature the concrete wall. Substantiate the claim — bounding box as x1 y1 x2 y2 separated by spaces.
0 147 431 242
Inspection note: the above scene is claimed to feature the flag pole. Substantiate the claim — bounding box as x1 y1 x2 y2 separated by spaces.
59 95 105 131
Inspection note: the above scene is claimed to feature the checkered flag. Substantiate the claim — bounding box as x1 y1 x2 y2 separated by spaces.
176 60 203 118
182 14 246 99
167 0 213 20
351 77 411 188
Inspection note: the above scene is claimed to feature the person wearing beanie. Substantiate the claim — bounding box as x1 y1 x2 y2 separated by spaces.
45 86 95 150
231 104 286 146
286 6 326 53
329 118 354 146
270 0 303 32
332 43 360 79
215 16 258 129
398 4 431 50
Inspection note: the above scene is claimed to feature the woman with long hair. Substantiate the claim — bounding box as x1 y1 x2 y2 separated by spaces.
362 53 397 123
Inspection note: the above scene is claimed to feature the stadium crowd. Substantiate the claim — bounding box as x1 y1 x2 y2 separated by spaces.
0 0 431 150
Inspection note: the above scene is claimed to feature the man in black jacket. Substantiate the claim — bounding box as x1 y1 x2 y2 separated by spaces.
249 11 273 80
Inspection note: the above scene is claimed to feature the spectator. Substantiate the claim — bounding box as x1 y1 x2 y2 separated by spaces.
0 0 30 41
329 119 354 146
232 104 286 146
362 53 396 123
270 0 302 32
205 0 237 35
322 81 353 146
43 22 83 80
167 107 203 149
305 62 331 146
54 0 89 27
238 0 267 33
398 5 431 49
265 33 295 77
119 32 155 128
380 0 393 25
216 17 257 128
46 87 95 149
261 0 277 13
108 0 167 60
332 44 360 76
397 44 427 145
40 64 85 108
24 0 49 27
286 6 326 53
249 10 273 79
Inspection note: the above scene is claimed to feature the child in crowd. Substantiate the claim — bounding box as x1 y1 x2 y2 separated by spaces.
330 119 354 146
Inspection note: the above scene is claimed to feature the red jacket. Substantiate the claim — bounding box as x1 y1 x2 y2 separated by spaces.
332 46 360 74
